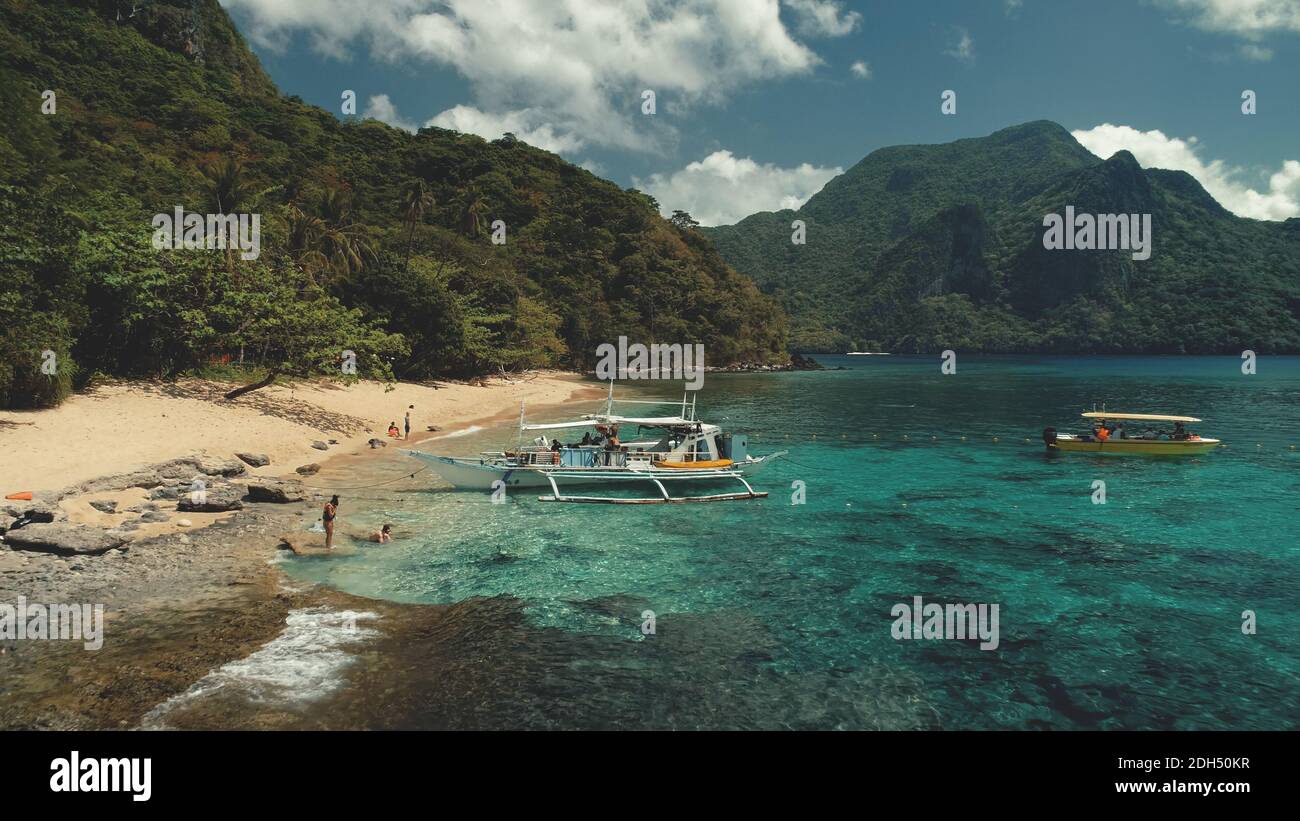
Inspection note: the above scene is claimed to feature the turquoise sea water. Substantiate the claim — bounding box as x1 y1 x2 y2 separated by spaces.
284 356 1300 729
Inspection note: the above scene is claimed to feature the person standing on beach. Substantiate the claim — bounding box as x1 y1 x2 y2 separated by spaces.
404 405 413 440
323 495 339 549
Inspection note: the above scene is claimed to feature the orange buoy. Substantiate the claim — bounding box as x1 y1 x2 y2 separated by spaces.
5 491 33 501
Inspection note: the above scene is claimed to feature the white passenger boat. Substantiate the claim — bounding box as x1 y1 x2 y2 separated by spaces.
406 385 784 503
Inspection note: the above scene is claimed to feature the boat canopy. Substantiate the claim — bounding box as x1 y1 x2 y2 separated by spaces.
522 415 694 432
1080 412 1202 423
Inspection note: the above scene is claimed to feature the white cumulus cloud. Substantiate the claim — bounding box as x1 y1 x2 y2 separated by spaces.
850 60 872 79
362 94 417 131
1072 123 1300 221
783 0 862 37
1155 0 1300 36
945 27 976 64
222 0 833 156
634 150 841 226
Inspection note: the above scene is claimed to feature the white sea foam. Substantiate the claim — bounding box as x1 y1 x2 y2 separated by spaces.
139 607 379 729
428 425 484 440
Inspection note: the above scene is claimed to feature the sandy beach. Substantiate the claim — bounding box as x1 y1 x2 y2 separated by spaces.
0 371 601 729
0 372 596 495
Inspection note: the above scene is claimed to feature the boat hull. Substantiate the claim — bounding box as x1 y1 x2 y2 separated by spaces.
407 450 782 490
1049 436 1220 455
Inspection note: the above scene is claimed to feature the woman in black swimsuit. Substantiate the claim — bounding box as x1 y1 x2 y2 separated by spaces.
323 495 339 549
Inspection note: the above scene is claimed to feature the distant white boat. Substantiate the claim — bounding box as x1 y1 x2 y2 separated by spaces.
845 351 892 356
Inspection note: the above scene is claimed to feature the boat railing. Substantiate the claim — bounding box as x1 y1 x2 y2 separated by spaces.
503 447 715 468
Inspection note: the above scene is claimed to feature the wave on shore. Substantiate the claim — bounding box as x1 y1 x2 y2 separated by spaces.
139 607 379 729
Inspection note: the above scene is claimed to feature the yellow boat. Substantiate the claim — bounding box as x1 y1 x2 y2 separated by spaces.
1043 412 1220 455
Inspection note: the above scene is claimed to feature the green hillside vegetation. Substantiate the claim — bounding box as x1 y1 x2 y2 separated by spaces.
705 121 1300 353
0 0 786 408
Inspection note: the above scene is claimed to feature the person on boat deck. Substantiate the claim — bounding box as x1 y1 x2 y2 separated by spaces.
550 438 562 452
323 495 339 549
370 524 392 544
1096 424 1111 442
387 421 400 437
1115 421 1127 439
580 431 592 446
605 425 621 449
1172 421 1187 440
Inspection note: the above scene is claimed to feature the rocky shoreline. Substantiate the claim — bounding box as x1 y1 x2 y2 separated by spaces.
0 451 347 729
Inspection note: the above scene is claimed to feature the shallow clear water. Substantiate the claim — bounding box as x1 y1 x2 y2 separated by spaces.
284 356 1300 729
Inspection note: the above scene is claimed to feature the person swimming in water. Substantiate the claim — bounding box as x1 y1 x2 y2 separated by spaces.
370 523 392 544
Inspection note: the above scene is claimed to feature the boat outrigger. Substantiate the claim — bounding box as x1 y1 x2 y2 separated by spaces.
1043 412 1220 455
406 385 785 503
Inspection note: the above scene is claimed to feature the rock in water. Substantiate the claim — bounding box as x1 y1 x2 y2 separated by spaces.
4 523 129 555
177 483 245 512
246 479 308 503
235 452 271 468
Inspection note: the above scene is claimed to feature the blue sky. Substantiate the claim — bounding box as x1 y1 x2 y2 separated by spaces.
221 0 1300 225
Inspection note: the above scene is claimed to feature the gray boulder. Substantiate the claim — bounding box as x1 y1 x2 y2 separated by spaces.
295 463 321 475
73 470 163 495
1 499 62 523
148 484 182 501
176 482 245 512
235 452 271 468
139 510 171 523
155 456 246 480
89 499 118 514
311 441 329 451
368 438 386 448
246 479 307 504
4 523 129 555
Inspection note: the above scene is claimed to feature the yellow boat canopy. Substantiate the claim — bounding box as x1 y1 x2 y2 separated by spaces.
1080 412 1201 423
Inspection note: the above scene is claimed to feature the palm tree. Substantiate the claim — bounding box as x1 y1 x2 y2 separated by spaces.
202 157 253 215
317 185 353 227
457 185 488 239
401 179 434 272
201 158 254 277
309 185 374 293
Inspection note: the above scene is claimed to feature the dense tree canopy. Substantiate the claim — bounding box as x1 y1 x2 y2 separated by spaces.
0 0 787 407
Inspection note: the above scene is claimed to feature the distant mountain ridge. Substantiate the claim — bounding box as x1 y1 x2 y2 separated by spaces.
705 121 1300 353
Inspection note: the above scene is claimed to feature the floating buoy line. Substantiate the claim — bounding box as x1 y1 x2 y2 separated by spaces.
750 433 1298 453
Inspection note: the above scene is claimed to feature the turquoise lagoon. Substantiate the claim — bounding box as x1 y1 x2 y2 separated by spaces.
283 356 1300 730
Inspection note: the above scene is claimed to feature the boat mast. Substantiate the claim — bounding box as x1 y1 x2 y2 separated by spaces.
517 401 525 450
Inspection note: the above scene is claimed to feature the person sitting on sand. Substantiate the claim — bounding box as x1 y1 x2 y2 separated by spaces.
387 422 400 437
323 495 339 549
370 524 392 544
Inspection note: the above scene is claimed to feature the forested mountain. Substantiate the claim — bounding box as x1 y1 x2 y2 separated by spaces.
705 121 1300 353
0 0 787 408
